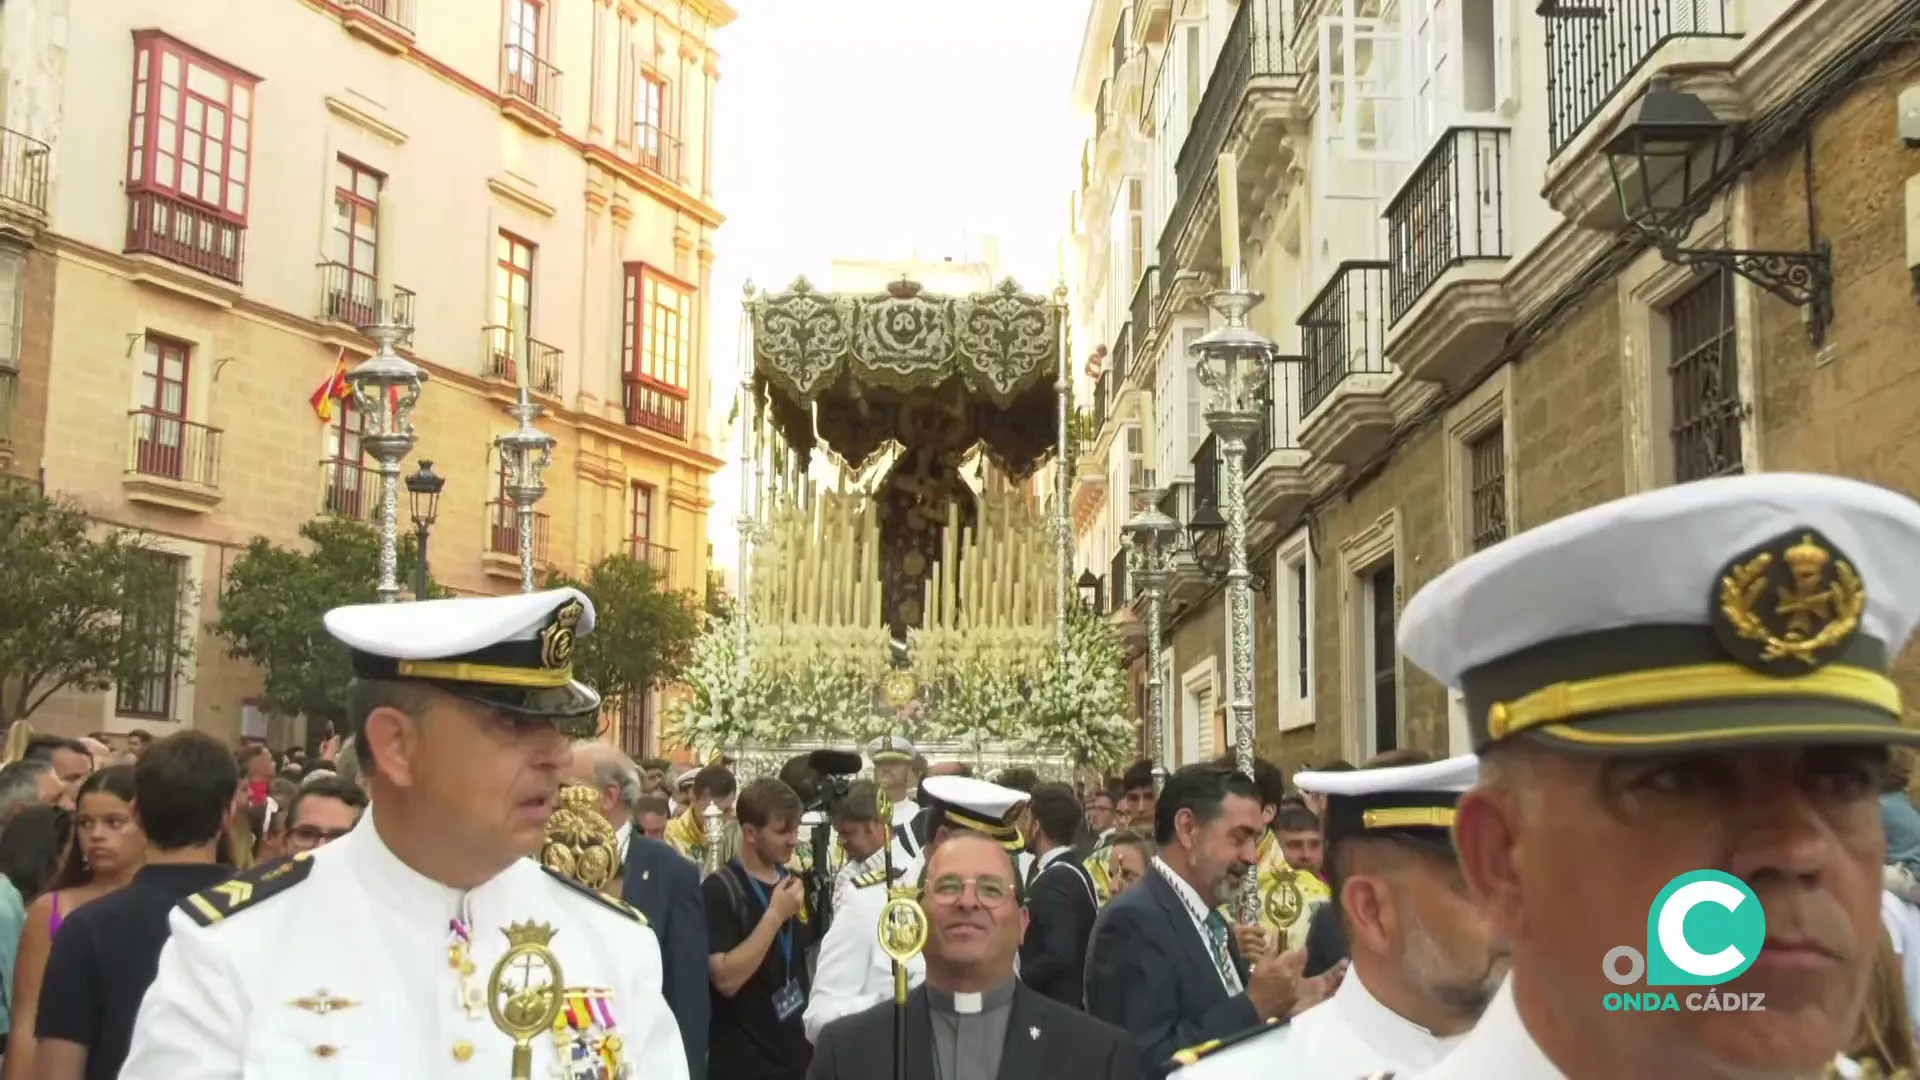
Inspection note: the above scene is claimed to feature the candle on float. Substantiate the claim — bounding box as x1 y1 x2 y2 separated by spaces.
1215 153 1241 288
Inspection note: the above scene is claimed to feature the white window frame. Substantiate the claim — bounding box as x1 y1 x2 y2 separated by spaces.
1181 656 1221 767
1338 509 1402 761
1406 0 1514 151
1443 364 1515 559
1275 527 1314 733
1316 0 1413 163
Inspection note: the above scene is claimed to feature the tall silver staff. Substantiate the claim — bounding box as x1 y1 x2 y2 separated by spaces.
493 385 554 594
1123 481 1181 772
345 297 424 604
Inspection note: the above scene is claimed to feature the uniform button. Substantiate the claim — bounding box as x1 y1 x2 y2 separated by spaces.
452 1040 475 1063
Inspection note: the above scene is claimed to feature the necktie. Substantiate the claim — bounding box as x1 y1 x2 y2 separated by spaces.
1026 856 1042 889
1203 909 1237 988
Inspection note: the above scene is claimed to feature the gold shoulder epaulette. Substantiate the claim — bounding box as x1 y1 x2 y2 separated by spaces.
1166 1018 1282 1069
542 865 647 925
853 866 903 889
180 852 315 927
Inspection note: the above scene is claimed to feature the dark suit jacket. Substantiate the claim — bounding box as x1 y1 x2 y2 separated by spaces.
623 835 709 1080
1018 854 1099 1007
1304 898 1348 977
807 983 1141 1080
1083 869 1258 1077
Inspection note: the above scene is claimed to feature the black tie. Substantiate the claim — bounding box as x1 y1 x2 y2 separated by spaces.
1026 855 1042 889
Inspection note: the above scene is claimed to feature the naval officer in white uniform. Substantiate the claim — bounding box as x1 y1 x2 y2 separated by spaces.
120 588 689 1080
1394 473 1920 1080
1169 754 1501 1078
804 774 1029 1042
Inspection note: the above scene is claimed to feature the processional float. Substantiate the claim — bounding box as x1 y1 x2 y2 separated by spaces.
726 274 1075 771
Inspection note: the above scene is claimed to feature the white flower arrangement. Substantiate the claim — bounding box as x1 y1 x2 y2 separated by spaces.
1020 606 1134 774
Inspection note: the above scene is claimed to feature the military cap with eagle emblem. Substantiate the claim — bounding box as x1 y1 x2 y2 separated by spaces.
1293 754 1477 853
1400 473 1920 753
324 587 603 724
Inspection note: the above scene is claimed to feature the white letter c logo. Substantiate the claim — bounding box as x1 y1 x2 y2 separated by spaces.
1657 879 1749 978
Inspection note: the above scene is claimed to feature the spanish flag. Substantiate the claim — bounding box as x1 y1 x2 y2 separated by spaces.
310 350 350 422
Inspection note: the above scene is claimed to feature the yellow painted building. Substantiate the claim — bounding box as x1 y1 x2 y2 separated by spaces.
3 0 731 749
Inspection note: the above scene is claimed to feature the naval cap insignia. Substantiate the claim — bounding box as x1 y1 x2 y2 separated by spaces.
1712 527 1866 677
539 599 584 670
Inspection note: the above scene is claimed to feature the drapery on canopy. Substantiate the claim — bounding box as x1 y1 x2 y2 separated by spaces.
751 276 1063 478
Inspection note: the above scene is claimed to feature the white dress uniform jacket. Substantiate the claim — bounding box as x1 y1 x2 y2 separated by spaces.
1173 970 1463 1079
1404 977 1862 1080
119 812 689 1080
805 854 926 1042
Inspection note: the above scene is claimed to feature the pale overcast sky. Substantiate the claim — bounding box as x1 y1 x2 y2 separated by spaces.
705 0 1091 577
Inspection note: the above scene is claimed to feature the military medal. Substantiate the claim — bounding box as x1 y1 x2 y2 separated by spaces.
448 917 486 1018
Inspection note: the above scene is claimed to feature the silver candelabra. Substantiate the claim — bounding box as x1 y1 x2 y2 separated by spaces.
1192 277 1273 925
493 385 555 594
1122 481 1181 778
345 298 425 604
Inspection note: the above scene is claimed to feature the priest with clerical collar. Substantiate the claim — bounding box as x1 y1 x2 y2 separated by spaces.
805 829 1142 1080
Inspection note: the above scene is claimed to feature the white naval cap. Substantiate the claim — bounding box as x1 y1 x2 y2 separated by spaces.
867 734 917 764
919 775 1030 852
1294 755 1478 850
325 587 603 725
1399 473 1920 755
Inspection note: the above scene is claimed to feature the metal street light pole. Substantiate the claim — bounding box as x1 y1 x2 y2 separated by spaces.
493 386 555 594
345 295 424 604
1122 481 1181 774
1193 281 1273 926
405 459 444 601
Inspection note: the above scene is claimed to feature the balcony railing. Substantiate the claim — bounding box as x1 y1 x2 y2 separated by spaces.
1249 355 1307 464
125 191 244 283
1092 369 1112 435
1110 546 1130 610
1141 44 1168 131
624 380 688 439
1160 0 1292 270
482 326 563 397
319 458 382 523
0 127 49 217
487 500 551 562
1110 323 1132 391
631 539 677 581
127 409 221 487
1542 0 1732 154
1386 128 1512 325
1111 5 1133 77
501 44 562 116
343 0 415 32
1130 267 1157 358
1094 78 1112 140
1157 481 1194 557
635 123 683 182
317 262 416 328
1299 261 1392 417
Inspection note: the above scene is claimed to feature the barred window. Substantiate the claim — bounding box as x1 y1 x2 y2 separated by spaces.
1668 270 1744 482
1468 425 1507 551
117 551 187 718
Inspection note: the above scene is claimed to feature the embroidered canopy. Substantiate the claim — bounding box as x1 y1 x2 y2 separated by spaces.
751 276 1063 478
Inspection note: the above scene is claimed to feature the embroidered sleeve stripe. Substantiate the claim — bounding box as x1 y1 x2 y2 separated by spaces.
179 852 316 927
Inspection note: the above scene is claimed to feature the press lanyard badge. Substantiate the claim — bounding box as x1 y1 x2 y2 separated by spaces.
737 861 805 1022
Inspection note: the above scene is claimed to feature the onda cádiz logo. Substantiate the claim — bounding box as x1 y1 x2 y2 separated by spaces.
1602 870 1768 1014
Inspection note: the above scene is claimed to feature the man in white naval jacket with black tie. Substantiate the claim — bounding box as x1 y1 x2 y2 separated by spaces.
121 588 689 1080
1169 754 1504 1079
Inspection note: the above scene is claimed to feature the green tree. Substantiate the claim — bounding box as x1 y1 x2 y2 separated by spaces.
551 553 701 706
704 570 735 624
212 516 429 734
0 481 194 726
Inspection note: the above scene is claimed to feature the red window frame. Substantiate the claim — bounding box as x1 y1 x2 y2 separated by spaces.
332 157 383 284
126 30 260 223
631 481 653 545
492 232 535 371
621 263 693 396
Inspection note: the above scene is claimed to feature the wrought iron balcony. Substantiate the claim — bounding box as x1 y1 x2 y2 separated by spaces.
127 410 221 488
624 379 688 439
343 0 415 34
317 262 416 329
486 500 551 562
1158 0 1294 272
1386 128 1512 325
501 44 561 117
1247 355 1313 533
319 458 383 523
1091 370 1112 435
631 539 677 581
1541 0 1732 154
1110 323 1132 392
1192 433 1220 515
635 123 683 182
0 127 49 219
1300 262 1393 417
1110 546 1130 610
482 326 562 397
1094 78 1112 140
125 191 244 283
1130 267 1157 360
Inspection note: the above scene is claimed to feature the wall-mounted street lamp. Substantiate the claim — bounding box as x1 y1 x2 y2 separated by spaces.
1076 568 1104 613
1603 76 1834 345
404 459 444 600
